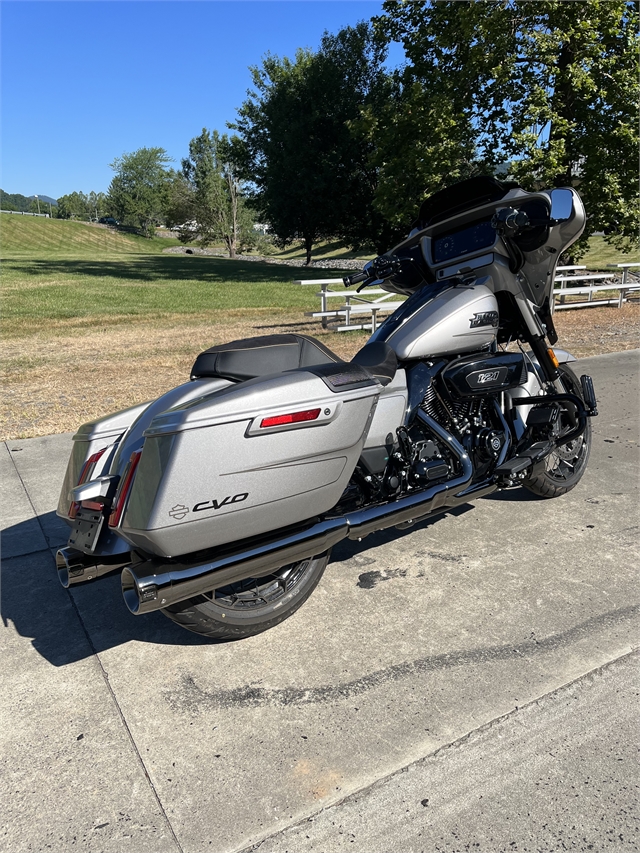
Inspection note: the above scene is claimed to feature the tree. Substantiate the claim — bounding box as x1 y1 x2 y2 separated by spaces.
233 24 392 261
350 75 483 239
166 128 254 258
87 191 108 221
377 0 639 254
1 190 33 212
57 191 90 220
107 147 171 236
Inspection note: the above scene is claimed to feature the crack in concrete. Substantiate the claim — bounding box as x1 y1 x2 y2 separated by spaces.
237 648 640 853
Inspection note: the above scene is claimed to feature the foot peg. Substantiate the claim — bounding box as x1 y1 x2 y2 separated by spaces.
580 374 598 416
494 457 532 476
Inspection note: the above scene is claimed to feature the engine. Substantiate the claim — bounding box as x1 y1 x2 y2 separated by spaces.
420 376 507 480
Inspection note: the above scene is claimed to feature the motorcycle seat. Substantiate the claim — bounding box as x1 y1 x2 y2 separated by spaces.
190 333 340 382
351 341 397 386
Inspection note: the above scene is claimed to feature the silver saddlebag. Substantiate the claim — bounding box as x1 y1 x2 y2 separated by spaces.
117 364 380 557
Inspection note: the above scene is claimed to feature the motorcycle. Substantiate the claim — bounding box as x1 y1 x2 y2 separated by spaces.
55 176 598 640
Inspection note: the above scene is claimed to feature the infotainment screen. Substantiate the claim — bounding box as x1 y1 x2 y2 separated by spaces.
432 218 496 264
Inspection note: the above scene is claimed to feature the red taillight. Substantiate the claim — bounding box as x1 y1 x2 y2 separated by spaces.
108 450 142 528
69 447 107 518
260 408 321 428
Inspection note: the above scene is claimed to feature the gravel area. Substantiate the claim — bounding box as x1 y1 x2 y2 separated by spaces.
162 245 366 270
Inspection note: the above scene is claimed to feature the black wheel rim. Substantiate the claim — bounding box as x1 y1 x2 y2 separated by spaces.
543 433 588 482
544 368 589 482
202 559 312 612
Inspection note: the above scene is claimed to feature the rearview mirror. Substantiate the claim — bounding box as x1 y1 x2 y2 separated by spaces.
549 188 574 223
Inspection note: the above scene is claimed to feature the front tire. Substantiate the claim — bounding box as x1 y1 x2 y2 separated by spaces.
161 551 330 640
522 364 592 498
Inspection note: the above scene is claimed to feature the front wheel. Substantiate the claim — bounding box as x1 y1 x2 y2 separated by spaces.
522 364 592 498
161 551 330 640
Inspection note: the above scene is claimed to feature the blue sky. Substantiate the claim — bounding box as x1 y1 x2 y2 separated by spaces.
1 1 401 199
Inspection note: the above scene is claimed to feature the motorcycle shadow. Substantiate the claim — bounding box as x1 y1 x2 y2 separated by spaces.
2 500 502 666
1 513 211 667
329 502 475 565
482 487 540 502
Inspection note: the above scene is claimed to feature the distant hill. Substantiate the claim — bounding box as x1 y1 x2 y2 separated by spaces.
29 194 58 206
1 190 58 211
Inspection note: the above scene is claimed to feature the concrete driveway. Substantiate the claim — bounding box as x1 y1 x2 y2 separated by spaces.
1 350 638 853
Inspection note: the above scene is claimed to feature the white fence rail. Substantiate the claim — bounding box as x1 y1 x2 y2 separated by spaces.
296 261 640 331
552 264 640 311
1 209 49 217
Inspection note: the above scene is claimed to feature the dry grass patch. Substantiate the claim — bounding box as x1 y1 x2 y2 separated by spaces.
0 312 368 439
2 303 637 441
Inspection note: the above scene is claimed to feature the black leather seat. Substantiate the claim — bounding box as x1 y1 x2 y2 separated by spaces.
191 334 339 382
191 334 398 387
351 341 397 386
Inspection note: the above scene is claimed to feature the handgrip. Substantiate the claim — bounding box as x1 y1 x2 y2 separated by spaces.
343 270 369 287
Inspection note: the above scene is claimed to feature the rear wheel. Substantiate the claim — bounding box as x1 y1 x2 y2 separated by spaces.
522 364 591 498
161 551 330 640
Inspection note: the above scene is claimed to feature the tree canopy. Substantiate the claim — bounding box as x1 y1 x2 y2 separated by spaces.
166 128 254 258
57 190 107 220
376 0 639 253
107 147 171 237
233 23 392 261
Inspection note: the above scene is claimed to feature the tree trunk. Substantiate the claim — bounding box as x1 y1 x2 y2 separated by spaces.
304 235 313 265
227 172 238 259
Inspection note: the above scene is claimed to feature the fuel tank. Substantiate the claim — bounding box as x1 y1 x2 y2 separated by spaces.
372 280 498 361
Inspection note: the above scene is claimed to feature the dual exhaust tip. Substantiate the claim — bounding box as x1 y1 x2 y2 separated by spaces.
56 516 350 618
56 547 156 616
55 547 130 590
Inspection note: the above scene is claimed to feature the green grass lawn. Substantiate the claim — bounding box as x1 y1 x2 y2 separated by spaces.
0 215 351 336
2 214 637 338
579 235 640 270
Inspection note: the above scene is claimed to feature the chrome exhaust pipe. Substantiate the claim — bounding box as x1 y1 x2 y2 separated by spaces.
120 412 490 616
56 547 130 588
121 517 349 615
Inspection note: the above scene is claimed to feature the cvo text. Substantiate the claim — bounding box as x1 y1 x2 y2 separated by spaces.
193 493 249 513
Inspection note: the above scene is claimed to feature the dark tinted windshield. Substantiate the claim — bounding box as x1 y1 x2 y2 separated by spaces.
416 176 514 229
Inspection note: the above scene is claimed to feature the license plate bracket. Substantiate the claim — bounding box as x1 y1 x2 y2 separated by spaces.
68 506 105 553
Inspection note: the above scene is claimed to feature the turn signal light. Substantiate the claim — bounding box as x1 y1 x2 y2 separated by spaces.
69 447 106 519
547 348 560 369
260 408 321 428
108 450 142 528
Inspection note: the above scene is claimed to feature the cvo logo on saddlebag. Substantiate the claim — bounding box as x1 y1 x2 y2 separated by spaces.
193 493 249 513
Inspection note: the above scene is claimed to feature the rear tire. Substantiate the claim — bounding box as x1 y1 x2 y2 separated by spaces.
161 551 330 640
522 364 591 498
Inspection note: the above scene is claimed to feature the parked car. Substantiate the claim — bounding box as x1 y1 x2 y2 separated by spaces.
98 217 119 225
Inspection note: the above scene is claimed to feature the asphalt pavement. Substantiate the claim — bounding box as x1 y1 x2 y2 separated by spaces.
1 349 638 853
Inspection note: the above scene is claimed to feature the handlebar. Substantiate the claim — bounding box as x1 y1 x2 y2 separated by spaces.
343 254 403 289
343 270 370 287
491 207 531 235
